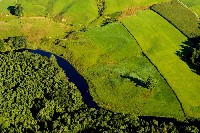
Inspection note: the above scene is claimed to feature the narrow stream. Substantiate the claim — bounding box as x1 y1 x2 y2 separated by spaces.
30 49 99 109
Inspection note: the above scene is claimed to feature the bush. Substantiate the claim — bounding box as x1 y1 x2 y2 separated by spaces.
151 0 200 38
146 76 157 90
14 4 24 16
101 11 122 26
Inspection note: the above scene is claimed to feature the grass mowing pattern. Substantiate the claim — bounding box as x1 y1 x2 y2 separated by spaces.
66 23 184 119
151 0 200 38
122 10 200 118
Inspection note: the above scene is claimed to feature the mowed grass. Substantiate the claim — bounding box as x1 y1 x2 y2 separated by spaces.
122 10 200 118
105 0 170 14
62 23 184 119
191 5 200 17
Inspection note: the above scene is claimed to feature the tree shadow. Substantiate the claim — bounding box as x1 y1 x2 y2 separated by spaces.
175 37 200 75
120 75 147 88
7 6 15 15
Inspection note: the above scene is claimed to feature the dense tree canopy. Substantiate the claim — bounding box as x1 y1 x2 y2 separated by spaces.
0 51 84 132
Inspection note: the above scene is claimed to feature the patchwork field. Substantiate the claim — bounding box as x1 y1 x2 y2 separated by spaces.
122 10 200 118
82 23 184 119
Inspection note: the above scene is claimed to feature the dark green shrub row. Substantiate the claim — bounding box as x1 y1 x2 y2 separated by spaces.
151 0 200 38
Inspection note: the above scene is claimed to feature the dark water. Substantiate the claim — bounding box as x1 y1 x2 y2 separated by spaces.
30 49 99 109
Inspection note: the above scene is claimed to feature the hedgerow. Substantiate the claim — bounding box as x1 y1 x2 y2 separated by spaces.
151 0 200 38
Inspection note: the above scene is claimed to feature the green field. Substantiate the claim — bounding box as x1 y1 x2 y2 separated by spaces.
105 0 170 14
0 0 98 27
56 23 184 119
0 16 68 47
151 0 200 38
179 0 200 7
122 10 200 118
191 5 200 17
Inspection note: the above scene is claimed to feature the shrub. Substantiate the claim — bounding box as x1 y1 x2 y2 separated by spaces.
101 11 122 26
14 4 24 16
151 0 200 38
146 76 157 90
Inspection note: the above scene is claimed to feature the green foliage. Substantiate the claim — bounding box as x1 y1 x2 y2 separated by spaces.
3 36 27 51
14 4 24 16
0 51 84 132
151 0 200 38
146 76 157 90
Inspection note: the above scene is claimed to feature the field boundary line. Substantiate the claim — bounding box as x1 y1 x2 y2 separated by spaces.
120 21 187 119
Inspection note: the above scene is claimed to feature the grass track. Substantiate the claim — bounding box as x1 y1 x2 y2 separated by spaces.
122 10 200 118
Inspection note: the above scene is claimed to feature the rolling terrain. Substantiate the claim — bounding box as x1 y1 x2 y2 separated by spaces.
0 0 200 123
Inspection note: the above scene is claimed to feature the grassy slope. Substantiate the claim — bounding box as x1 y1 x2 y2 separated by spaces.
61 23 184 119
122 10 200 118
105 0 170 14
51 0 98 27
0 0 98 27
191 5 200 17
0 16 68 46
0 0 16 14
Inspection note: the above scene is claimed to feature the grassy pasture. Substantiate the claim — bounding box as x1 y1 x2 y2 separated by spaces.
179 0 200 7
122 10 200 118
105 0 170 14
151 0 200 38
191 5 200 17
0 0 16 15
0 0 98 27
59 23 184 119
0 16 69 46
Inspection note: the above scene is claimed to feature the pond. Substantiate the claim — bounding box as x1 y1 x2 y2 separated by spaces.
29 49 99 109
